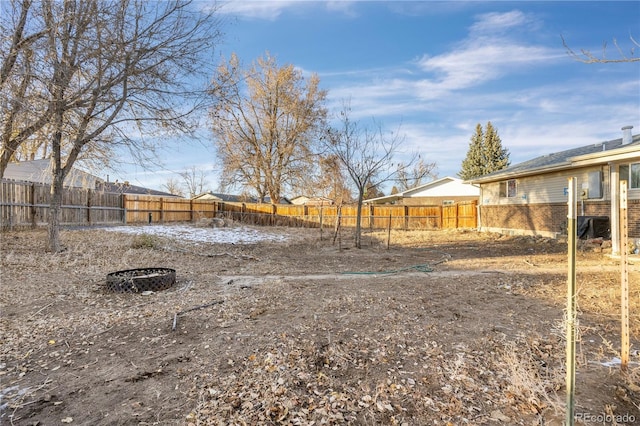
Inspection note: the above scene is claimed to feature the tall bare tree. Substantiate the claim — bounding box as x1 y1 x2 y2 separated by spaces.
1 0 48 176
209 52 328 203
317 154 352 204
163 177 185 197
323 104 415 248
179 166 209 198
395 157 438 191
0 0 223 251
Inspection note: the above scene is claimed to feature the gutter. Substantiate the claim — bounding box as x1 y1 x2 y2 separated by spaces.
469 161 573 184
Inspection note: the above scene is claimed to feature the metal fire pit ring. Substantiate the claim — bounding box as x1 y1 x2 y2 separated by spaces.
106 267 176 293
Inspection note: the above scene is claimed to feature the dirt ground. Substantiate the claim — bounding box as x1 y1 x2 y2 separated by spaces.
0 224 639 425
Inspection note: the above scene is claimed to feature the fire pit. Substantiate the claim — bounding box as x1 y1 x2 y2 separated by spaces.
106 267 176 293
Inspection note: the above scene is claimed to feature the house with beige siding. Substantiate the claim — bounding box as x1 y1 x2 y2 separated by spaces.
469 126 639 255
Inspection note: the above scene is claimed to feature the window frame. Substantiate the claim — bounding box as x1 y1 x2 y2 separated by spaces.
499 179 517 198
631 162 640 189
587 170 603 199
620 162 640 189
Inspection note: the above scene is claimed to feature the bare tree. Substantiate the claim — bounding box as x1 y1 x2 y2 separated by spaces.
317 154 352 204
179 166 209 198
0 0 49 176
163 177 185 197
562 34 640 63
394 157 438 191
1 0 223 251
323 104 415 248
209 52 328 203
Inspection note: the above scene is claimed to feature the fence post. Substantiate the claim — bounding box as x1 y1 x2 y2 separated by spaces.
369 204 374 230
620 180 629 371
87 189 92 225
455 203 460 229
565 177 577 426
122 194 127 224
30 183 36 228
6 181 14 229
404 205 409 230
387 211 392 249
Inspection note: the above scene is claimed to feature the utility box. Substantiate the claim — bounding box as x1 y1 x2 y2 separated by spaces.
577 216 610 239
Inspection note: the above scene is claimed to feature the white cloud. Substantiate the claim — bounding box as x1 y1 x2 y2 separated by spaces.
469 10 531 36
216 0 358 20
217 0 299 20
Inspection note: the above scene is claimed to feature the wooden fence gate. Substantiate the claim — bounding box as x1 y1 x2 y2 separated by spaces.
442 202 477 229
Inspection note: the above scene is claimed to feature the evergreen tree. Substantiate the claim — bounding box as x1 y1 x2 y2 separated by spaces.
458 124 485 180
483 121 510 173
458 122 510 180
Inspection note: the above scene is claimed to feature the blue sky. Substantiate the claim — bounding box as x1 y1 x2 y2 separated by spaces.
112 1 640 195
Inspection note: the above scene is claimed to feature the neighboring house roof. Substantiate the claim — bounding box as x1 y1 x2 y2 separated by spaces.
469 134 640 184
264 196 291 204
2 159 178 196
193 191 292 204
3 159 100 188
365 176 480 204
290 195 334 205
96 181 179 197
192 192 254 202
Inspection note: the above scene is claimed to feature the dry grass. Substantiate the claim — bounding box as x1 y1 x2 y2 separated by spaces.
1 226 638 425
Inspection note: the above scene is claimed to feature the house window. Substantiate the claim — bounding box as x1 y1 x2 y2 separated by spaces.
587 170 603 198
620 163 640 189
499 179 517 198
632 163 640 189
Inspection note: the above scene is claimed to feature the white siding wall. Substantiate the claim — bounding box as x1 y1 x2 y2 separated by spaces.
481 166 610 206
407 180 479 198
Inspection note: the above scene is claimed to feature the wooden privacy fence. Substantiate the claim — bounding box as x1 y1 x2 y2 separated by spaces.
123 195 477 230
1 180 477 231
1 179 123 230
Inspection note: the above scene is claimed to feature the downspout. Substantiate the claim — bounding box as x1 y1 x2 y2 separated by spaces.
477 185 483 232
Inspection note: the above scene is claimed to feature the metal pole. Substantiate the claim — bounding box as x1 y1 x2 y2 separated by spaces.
620 180 629 370
565 177 577 426
387 211 392 250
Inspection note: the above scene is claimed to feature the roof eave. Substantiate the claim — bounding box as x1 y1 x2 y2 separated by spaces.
470 161 573 184
569 145 640 166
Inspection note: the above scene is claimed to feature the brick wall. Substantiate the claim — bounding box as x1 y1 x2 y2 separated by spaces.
626 199 640 238
480 201 639 238
480 203 568 236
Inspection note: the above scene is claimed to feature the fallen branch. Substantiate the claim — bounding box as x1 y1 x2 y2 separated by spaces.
172 297 226 331
162 246 258 260
28 302 55 320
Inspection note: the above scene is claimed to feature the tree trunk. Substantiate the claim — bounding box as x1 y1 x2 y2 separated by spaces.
48 157 63 253
354 192 364 249
48 103 65 252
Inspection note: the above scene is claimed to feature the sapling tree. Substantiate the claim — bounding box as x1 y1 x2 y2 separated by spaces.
323 103 418 248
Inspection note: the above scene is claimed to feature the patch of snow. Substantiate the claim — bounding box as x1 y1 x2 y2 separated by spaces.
103 224 289 245
593 357 639 368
